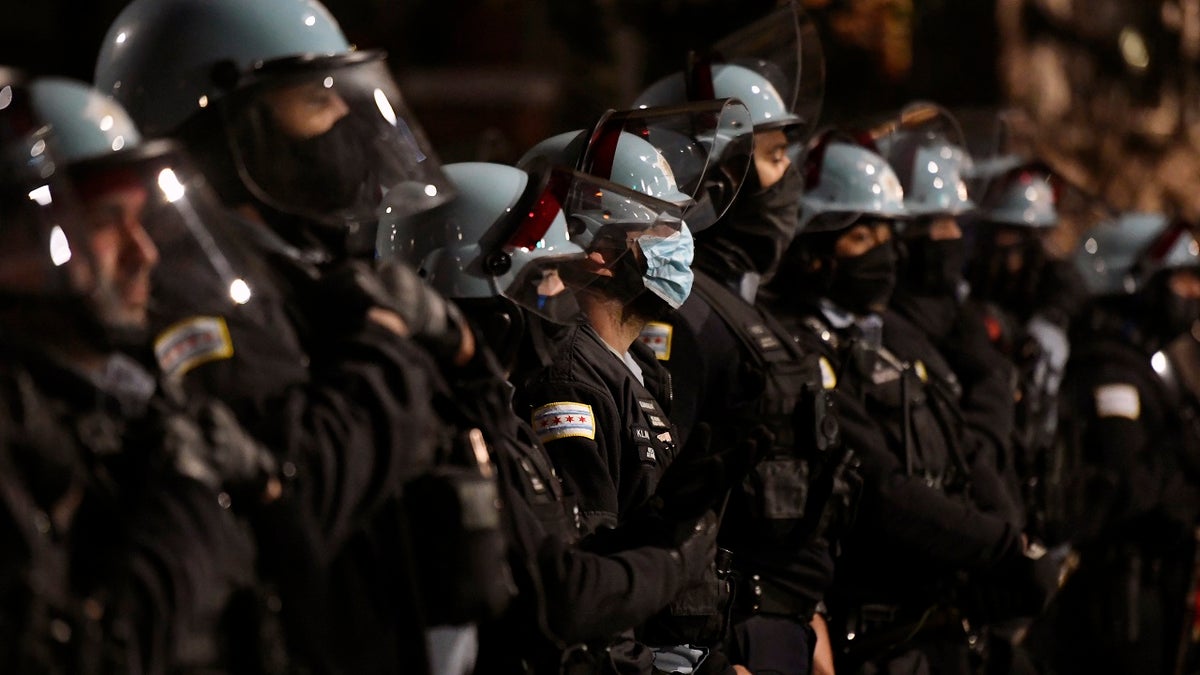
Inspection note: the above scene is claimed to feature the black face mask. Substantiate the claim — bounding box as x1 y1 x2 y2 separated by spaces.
283 114 376 215
901 236 965 296
966 234 1046 311
696 162 802 280
827 242 898 315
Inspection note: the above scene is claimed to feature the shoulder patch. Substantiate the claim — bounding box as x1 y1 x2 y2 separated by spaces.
1094 383 1140 420
638 322 673 361
819 356 838 390
154 316 234 380
532 402 596 442
913 360 929 383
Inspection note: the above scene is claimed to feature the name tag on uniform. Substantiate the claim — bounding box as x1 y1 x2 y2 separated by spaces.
633 426 652 442
532 402 596 442
748 323 781 351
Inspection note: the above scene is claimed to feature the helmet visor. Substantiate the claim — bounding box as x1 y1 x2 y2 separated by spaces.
69 142 261 333
554 170 692 315
0 125 95 302
224 53 453 229
587 100 754 232
711 0 824 141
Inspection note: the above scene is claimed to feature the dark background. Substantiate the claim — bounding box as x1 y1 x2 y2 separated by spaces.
0 0 1004 163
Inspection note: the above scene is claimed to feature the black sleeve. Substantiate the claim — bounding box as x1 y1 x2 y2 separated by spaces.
835 390 1022 569
101 474 258 675
253 322 440 561
520 379 625 535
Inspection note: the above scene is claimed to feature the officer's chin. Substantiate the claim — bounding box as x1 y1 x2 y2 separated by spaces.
623 291 674 324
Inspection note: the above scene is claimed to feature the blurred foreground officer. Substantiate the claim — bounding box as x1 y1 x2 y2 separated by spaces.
0 72 273 674
631 7 859 671
1024 214 1200 675
383 161 733 674
95 1 509 671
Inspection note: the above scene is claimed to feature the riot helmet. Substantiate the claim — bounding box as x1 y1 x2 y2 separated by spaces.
861 102 976 296
94 0 452 236
518 99 754 233
633 0 824 143
0 74 143 352
965 161 1102 316
26 76 268 364
1074 212 1200 341
774 131 908 314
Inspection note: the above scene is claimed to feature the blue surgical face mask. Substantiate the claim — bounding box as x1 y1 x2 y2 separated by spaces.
637 222 695 309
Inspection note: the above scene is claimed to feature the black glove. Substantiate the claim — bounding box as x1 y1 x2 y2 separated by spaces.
971 540 1073 622
671 510 721 583
163 400 278 509
373 258 470 364
651 423 774 522
316 259 470 364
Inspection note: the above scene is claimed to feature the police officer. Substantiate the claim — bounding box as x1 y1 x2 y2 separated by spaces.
629 10 857 670
519 97 773 672
0 71 274 674
383 160 735 673
1022 213 1200 675
963 161 1090 543
766 135 1033 675
506 155 730 672
94 0 499 671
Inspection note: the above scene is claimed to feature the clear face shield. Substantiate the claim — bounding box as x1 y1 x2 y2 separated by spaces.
554 171 694 317
0 124 96 305
583 100 754 232
222 51 453 231
708 0 825 143
68 141 262 335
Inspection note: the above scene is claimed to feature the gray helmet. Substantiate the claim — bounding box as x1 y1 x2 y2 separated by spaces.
866 102 974 219
798 133 908 233
975 165 1058 229
0 74 97 306
94 0 452 229
379 161 586 323
519 99 754 232
27 76 260 327
380 162 692 320
633 0 824 142
519 130 693 208
1074 212 1200 296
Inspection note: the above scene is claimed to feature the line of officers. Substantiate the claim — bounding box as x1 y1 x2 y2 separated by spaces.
3 0 1200 674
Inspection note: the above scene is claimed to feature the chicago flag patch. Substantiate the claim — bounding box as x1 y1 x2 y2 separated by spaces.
638 321 673 361
532 402 596 442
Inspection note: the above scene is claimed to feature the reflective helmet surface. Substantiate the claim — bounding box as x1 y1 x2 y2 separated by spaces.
798 137 908 233
517 130 693 208
976 165 1058 229
0 77 96 305
379 161 586 322
865 102 974 219
1074 213 1200 296
94 0 349 138
635 64 800 133
29 77 142 164
94 0 452 230
633 0 824 142
26 76 260 326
